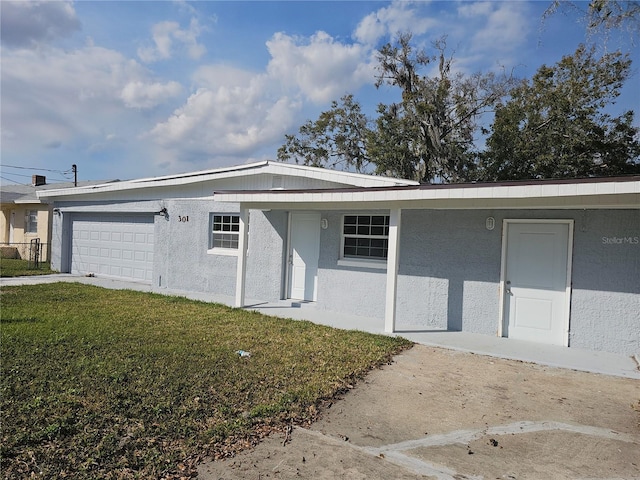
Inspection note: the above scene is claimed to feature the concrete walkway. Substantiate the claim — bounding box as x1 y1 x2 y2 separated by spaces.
2 274 639 379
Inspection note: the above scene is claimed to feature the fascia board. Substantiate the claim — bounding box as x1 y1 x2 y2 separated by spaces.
263 161 419 187
231 194 639 211
37 162 270 199
37 161 417 200
213 180 640 209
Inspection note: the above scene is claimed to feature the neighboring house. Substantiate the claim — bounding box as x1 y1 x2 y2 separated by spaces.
1 176 109 262
39 162 639 355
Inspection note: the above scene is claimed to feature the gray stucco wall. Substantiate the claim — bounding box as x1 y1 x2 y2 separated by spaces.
396 210 502 334
315 211 388 319
155 200 286 301
312 208 638 355
245 210 288 301
568 209 639 354
394 208 639 354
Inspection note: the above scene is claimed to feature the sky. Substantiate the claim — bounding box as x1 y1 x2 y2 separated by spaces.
1 0 638 185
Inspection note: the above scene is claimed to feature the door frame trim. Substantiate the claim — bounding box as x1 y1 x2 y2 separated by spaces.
284 211 292 300
498 219 574 346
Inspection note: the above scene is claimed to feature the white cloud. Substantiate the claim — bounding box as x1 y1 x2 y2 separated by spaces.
192 65 256 89
145 28 379 161
354 1 437 46
266 31 374 104
1 44 180 154
0 0 81 49
459 2 531 53
137 17 206 63
147 74 302 159
458 2 494 19
121 81 182 109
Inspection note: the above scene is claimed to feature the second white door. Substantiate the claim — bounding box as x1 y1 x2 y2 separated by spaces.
503 221 572 346
289 213 321 301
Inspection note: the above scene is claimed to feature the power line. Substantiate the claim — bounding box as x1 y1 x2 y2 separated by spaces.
2 164 73 174
0 172 72 185
0 175 27 185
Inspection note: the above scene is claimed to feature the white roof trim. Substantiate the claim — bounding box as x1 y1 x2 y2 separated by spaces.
213 178 640 210
36 161 418 199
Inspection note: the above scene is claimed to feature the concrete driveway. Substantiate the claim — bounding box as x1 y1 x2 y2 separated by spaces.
198 344 640 480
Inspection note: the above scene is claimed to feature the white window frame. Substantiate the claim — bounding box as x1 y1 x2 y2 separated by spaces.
25 210 38 234
207 213 240 256
338 214 389 270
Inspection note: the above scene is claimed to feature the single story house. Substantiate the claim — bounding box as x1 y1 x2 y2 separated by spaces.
39 162 639 355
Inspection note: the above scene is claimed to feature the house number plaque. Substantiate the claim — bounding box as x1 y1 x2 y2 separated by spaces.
178 215 189 222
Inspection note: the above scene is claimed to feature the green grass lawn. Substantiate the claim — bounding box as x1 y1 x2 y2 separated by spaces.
1 283 412 479
0 258 53 277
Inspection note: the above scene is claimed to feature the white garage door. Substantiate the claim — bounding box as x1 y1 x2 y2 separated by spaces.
71 214 154 283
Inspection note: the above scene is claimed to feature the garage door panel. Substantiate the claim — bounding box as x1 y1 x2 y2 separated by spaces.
71 214 154 284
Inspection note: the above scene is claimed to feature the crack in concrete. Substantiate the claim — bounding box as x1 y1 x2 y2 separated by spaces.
299 421 639 480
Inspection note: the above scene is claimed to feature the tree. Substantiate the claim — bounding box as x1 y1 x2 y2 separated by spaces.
544 1 640 41
373 34 515 183
277 94 371 173
366 103 423 180
480 44 640 180
278 34 515 183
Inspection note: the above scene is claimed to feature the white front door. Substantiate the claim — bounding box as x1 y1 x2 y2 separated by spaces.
288 212 320 301
502 221 572 346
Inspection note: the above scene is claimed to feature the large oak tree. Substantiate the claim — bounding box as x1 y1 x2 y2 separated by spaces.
480 45 640 180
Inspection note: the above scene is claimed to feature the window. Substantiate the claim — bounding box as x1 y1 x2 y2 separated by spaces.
210 214 240 250
25 210 38 234
342 215 389 260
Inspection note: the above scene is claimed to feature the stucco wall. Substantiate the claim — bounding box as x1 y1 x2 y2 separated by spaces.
568 209 639 354
154 200 286 301
154 199 235 295
0 206 52 261
314 211 388 319
244 210 288 301
396 210 502 334
393 208 639 355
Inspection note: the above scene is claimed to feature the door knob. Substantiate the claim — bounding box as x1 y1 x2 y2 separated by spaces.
505 280 512 295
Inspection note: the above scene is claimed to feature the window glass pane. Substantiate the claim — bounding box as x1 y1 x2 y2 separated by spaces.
371 238 385 248
342 214 390 260
357 238 370 247
344 246 357 256
210 213 240 249
25 211 38 233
